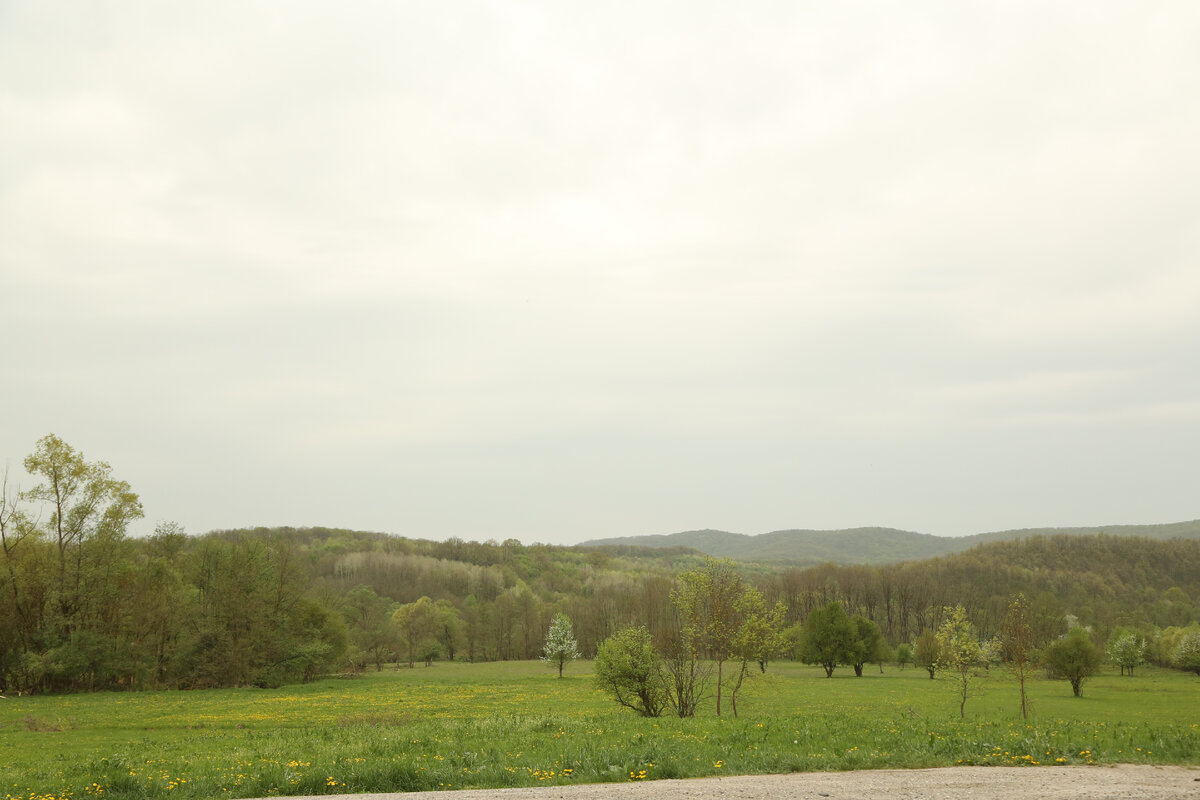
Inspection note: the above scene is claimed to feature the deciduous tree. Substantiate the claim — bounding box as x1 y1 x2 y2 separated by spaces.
22 435 143 636
726 587 786 716
1001 593 1036 718
1106 630 1146 677
393 596 438 668
935 605 982 718
913 629 941 679
799 603 856 678
540 612 580 678
1045 627 1102 697
342 585 397 671
672 558 745 715
1170 628 1200 675
593 626 666 717
849 616 886 677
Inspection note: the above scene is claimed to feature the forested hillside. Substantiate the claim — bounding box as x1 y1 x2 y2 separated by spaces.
583 520 1200 565
757 534 1200 643
3 435 1198 695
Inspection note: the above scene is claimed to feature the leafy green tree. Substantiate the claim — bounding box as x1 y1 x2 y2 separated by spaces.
1150 625 1188 667
935 605 982 718
849 616 886 677
742 593 787 674
433 601 464 663
1001 593 1037 718
1106 630 1146 676
799 603 856 678
593 626 667 717
671 558 745 716
393 596 439 668
726 587 786 716
782 623 804 661
913 629 941 679
22 435 142 650
180 533 324 689
1045 627 1102 697
285 600 349 682
540 612 580 677
342 585 397 671
895 642 913 669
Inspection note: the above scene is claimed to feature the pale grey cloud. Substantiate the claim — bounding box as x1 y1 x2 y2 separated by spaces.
2 1 1198 543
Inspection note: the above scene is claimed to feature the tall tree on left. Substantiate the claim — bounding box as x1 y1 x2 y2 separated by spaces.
23 434 143 591
21 435 143 688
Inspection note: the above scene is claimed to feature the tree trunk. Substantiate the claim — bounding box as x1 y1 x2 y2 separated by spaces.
716 659 723 716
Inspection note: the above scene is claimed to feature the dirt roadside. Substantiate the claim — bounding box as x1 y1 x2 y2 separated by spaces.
265 764 1200 800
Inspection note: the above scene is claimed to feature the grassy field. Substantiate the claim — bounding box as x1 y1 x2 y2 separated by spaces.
2 661 1197 800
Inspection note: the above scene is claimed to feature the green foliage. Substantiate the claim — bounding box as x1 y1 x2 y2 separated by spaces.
393 597 440 668
1045 628 1103 697
848 616 886 677
895 642 912 668
671 558 746 716
913 630 941 679
734 589 787 673
1171 627 1200 675
781 623 804 660
759 535 1200 646
593 626 667 717
799 603 856 678
4 434 1199 699
670 558 785 717
1001 593 1038 719
935 605 982 718
341 584 398 671
724 586 786 715
540 612 580 677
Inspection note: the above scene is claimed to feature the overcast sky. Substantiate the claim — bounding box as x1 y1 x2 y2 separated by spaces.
2 2 1198 545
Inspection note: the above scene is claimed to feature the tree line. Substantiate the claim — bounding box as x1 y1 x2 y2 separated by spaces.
2 435 1198 694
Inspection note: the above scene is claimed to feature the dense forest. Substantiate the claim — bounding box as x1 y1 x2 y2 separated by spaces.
2 435 1198 694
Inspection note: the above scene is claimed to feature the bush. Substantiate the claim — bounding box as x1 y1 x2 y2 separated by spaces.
593 626 667 717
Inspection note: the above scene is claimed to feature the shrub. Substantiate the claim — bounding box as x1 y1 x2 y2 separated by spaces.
593 626 667 717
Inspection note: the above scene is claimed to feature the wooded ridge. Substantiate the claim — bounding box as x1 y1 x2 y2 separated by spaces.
581 520 1200 565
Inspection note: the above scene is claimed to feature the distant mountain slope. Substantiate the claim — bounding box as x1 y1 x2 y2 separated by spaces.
580 520 1200 566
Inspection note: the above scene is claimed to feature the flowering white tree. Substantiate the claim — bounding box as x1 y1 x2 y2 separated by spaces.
541 613 581 678
1172 629 1200 676
1106 631 1146 676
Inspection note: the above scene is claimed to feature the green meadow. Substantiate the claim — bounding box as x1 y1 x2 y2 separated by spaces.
2 662 1197 800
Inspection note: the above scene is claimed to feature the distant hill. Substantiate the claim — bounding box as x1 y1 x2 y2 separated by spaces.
579 520 1200 566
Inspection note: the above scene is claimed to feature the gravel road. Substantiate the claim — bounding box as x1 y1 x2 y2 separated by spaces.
265 765 1199 800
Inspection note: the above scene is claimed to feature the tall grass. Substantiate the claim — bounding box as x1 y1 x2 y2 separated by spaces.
2 661 1197 799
